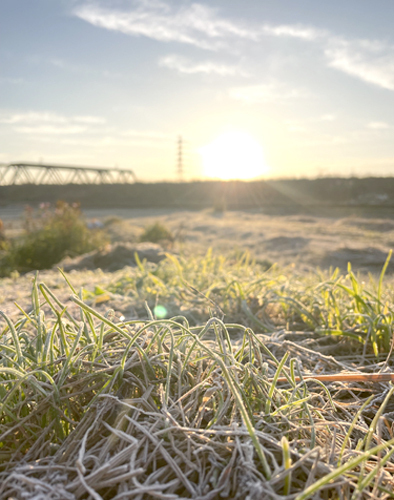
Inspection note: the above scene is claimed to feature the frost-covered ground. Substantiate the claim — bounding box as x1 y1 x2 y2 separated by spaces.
1 205 394 319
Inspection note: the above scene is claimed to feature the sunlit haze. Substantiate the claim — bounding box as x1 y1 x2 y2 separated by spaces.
1 1 394 180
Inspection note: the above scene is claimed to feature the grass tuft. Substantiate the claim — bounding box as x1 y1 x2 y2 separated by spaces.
139 221 174 244
0 202 108 276
2 252 394 497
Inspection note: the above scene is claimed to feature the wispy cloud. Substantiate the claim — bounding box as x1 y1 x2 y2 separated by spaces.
14 125 87 135
73 1 259 50
73 1 323 49
264 26 394 92
1 112 68 124
367 121 391 129
260 21 394 93
229 82 310 104
35 135 172 148
121 129 171 139
295 124 394 147
297 134 350 146
73 1 394 93
0 111 106 126
159 54 249 76
259 23 394 92
319 114 336 121
262 24 326 41
0 111 106 136
324 38 394 91
284 114 339 134
74 116 106 124
0 110 172 145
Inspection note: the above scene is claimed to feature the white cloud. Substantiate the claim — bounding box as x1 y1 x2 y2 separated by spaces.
72 2 394 93
100 136 171 148
262 24 325 41
298 134 350 146
73 1 259 50
319 114 336 121
259 23 394 92
264 25 394 92
73 2 324 50
1 112 67 124
324 38 394 91
0 110 172 143
229 82 309 104
0 111 106 127
14 125 87 135
367 121 391 129
284 114 338 133
121 129 170 139
261 21 394 93
74 116 106 124
34 135 171 148
159 54 249 76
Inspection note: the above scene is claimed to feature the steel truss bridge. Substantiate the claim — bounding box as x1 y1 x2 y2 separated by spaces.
0 162 137 186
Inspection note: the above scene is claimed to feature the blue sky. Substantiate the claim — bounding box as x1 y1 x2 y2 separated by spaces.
1 0 394 180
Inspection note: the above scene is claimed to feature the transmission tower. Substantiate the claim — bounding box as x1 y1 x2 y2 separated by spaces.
177 135 184 181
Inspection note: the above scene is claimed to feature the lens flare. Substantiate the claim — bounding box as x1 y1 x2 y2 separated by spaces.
154 305 167 319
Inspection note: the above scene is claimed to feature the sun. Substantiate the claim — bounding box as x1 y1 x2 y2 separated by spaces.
200 131 269 180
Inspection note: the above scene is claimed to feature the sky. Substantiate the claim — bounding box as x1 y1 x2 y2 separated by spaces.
1 0 394 181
